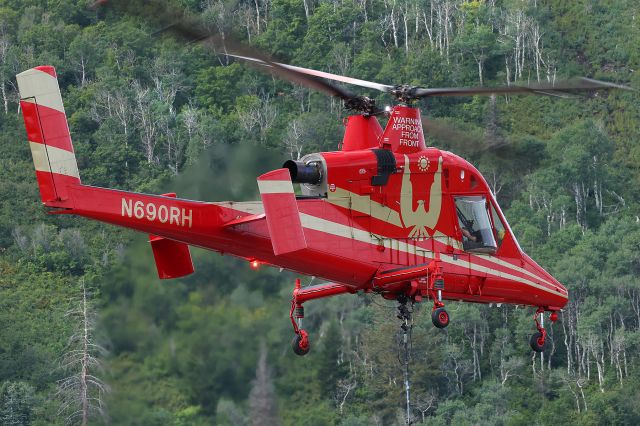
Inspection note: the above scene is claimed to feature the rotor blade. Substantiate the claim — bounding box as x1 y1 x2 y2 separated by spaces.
229 54 384 113
414 78 633 98
269 62 393 93
221 53 359 102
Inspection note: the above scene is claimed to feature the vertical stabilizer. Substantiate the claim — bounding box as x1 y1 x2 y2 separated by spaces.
17 66 80 207
258 169 307 255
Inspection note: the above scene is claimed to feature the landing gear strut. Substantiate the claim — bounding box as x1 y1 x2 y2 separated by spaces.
530 308 557 352
290 280 310 356
288 278 353 356
428 259 449 329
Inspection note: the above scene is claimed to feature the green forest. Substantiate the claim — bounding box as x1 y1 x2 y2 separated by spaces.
1 0 639 424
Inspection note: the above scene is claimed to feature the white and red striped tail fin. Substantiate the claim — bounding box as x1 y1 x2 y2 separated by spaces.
257 169 307 255
17 65 80 207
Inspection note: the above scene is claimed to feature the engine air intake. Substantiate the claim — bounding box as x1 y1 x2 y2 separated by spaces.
283 160 322 184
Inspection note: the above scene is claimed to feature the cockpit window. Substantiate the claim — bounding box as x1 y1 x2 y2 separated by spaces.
455 196 498 254
490 203 506 248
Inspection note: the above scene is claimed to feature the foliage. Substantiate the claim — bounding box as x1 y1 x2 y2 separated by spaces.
0 0 639 425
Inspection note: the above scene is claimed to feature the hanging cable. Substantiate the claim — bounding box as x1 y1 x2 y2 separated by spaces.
397 295 413 425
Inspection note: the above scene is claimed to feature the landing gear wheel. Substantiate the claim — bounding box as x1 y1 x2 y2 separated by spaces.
432 307 450 329
529 331 548 353
291 331 310 356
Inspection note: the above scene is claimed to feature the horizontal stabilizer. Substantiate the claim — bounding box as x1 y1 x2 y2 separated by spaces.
148 193 194 279
258 169 307 255
149 235 194 279
222 213 265 228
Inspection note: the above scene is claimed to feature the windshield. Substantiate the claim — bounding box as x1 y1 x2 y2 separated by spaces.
490 202 506 248
455 196 498 254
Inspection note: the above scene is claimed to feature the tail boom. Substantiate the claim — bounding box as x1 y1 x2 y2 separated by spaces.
63 185 377 286
66 185 221 241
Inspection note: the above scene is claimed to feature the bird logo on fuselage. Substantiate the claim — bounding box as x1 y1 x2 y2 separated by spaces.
400 155 443 238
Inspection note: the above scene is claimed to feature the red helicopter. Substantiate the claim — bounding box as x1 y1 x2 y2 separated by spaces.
15 3 630 355
18 60 627 356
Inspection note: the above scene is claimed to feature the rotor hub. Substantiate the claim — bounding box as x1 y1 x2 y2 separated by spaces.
344 96 379 115
390 85 419 104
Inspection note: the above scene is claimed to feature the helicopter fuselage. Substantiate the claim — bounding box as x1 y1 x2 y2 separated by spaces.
17 65 567 339
56 115 568 313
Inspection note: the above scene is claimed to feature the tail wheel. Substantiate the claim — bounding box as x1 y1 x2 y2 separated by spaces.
431 307 450 329
529 331 548 353
291 331 310 356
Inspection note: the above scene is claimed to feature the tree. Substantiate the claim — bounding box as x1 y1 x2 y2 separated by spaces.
248 344 280 426
235 94 278 144
547 120 615 230
0 34 11 114
0 381 35 426
57 279 109 425
317 321 347 397
455 22 498 86
67 29 99 87
255 0 307 60
284 116 309 160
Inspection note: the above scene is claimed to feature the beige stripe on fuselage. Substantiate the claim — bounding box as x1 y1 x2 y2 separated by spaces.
328 187 403 227
327 186 556 289
298 212 563 298
474 253 555 289
228 201 565 298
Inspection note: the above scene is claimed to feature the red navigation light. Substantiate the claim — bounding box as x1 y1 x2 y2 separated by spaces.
250 259 260 270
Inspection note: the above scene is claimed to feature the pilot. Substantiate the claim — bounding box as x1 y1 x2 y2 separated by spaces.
461 227 477 242
456 207 479 243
